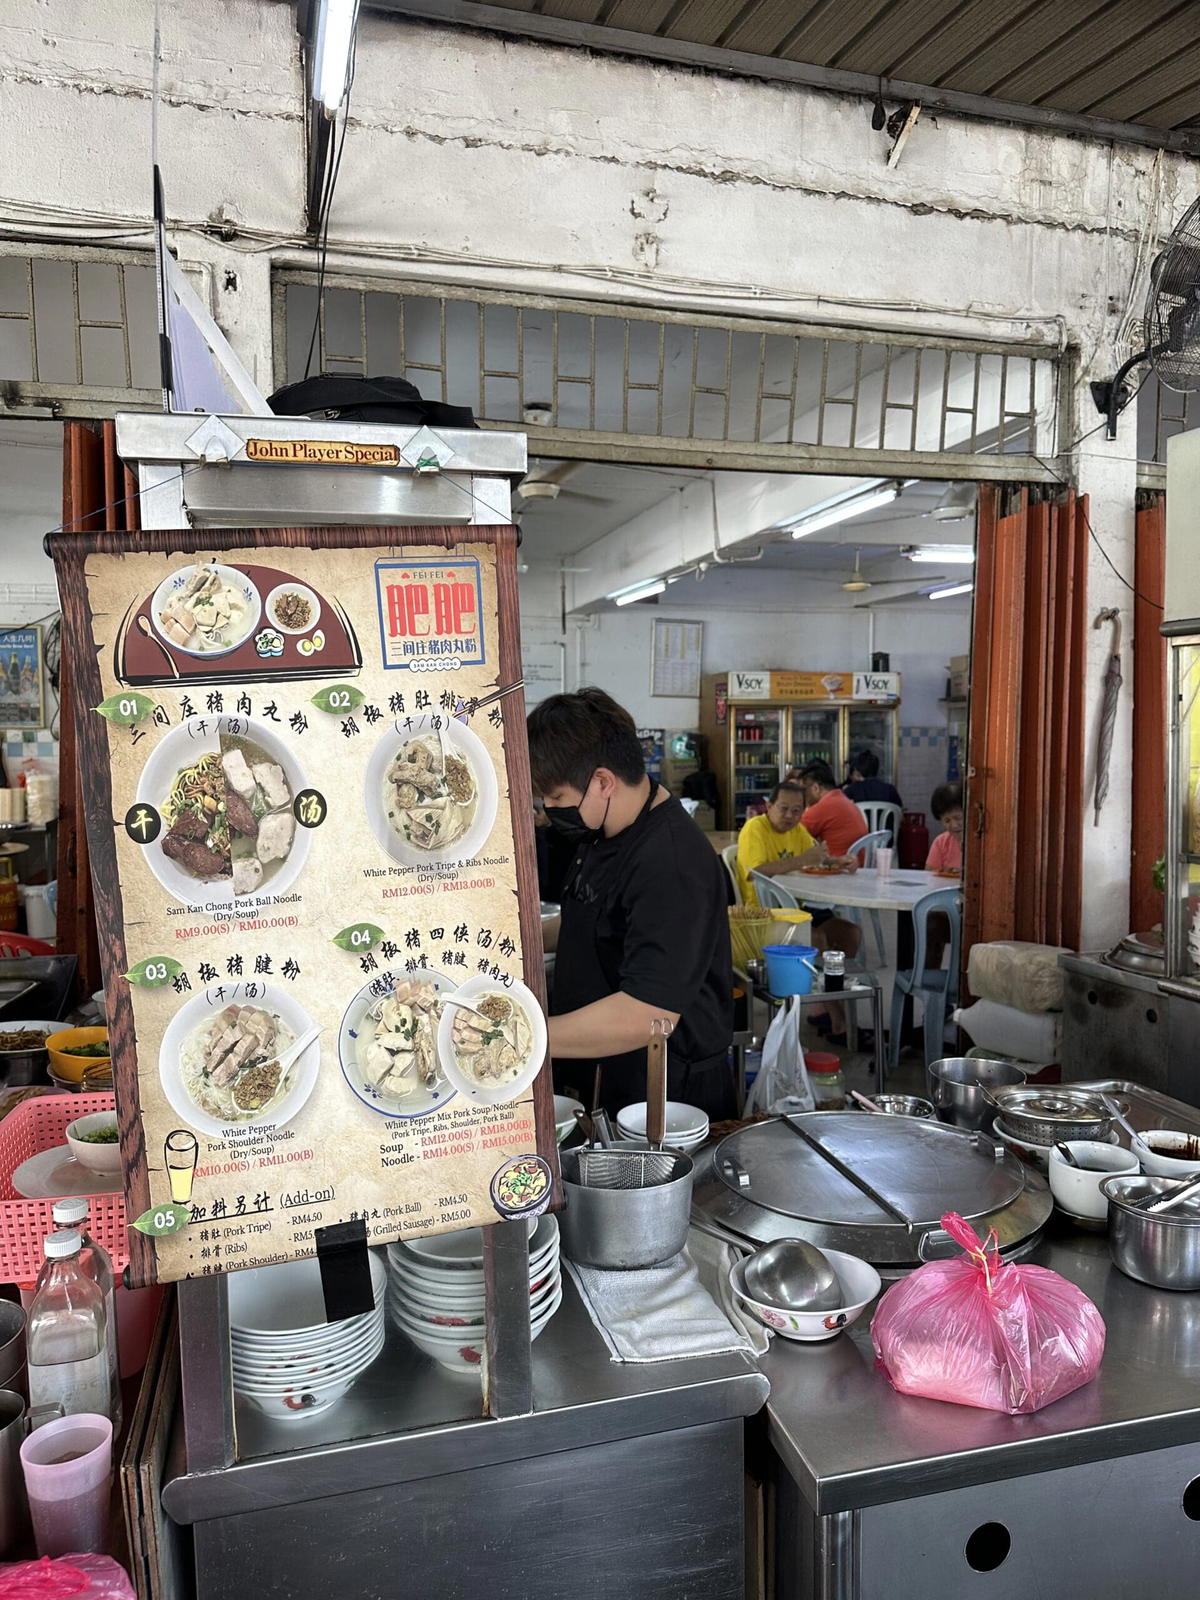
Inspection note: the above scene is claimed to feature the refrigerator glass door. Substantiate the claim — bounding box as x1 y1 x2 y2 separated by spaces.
845 707 896 782
732 706 783 823
787 707 840 777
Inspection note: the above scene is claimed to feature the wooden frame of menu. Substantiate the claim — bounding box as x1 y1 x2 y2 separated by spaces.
51 524 557 1289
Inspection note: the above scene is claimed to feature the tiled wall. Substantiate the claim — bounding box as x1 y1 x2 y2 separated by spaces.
898 724 951 827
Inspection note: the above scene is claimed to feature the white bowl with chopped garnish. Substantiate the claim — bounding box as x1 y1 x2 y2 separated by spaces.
66 1112 123 1175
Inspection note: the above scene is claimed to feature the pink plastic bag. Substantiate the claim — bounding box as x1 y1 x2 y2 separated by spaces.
871 1213 1105 1414
0 1557 135 1599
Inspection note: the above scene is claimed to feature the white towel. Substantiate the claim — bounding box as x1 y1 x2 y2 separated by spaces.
687 1226 771 1356
565 1244 757 1363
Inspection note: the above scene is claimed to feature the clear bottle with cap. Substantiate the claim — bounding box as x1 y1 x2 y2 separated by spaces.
27 1233 111 1425
45 1200 121 1433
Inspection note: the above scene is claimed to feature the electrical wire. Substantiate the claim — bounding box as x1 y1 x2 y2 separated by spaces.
1033 448 1163 612
302 36 358 381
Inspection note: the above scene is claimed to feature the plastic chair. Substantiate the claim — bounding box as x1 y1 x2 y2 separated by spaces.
749 872 801 911
722 844 743 906
856 801 901 846
839 830 892 967
887 886 963 1071
0 932 54 958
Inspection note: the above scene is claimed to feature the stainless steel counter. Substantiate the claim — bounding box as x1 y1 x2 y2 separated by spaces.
763 1219 1200 1516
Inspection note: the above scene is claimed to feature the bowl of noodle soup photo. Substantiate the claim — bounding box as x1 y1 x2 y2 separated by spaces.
436 974 548 1108
338 968 458 1119
135 716 312 908
158 984 321 1138
363 714 498 868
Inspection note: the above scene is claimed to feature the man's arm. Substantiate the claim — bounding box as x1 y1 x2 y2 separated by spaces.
753 843 827 877
549 991 680 1059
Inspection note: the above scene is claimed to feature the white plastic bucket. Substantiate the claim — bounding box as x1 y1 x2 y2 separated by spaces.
17 884 55 942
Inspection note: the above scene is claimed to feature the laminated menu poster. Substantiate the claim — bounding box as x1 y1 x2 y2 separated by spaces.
50 525 557 1288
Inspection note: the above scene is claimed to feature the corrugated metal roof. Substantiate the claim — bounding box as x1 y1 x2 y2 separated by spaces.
395 0 1200 140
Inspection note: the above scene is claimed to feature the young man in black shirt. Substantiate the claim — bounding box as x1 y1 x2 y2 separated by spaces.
527 687 736 1120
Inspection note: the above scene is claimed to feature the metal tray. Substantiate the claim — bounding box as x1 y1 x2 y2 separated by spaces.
1066 1080 1200 1140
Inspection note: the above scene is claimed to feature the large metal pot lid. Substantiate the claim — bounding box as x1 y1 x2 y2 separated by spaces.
1104 931 1164 972
986 1086 1110 1123
709 1113 1025 1229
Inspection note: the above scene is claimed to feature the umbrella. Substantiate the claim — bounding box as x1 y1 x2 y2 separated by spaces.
1092 608 1122 826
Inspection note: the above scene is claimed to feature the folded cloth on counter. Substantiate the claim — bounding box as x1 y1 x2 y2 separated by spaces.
687 1225 770 1357
565 1247 757 1363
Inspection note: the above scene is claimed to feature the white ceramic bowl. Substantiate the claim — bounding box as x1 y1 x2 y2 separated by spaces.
993 1117 1118 1174
617 1101 709 1142
392 1285 561 1375
730 1249 881 1342
65 1112 122 1175
228 1253 386 1338
363 714 499 869
555 1095 584 1144
265 581 321 637
397 1216 557 1268
338 966 458 1120
232 1312 383 1369
390 1271 561 1329
1048 1140 1140 1221
151 562 261 658
437 975 549 1109
236 1332 385 1418
1133 1129 1200 1178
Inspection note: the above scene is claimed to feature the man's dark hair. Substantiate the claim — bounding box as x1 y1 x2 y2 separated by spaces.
799 760 837 791
850 749 880 779
931 781 963 821
769 781 806 805
527 687 644 795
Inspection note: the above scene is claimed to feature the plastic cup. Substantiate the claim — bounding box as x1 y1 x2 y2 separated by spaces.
20 1412 112 1557
875 847 894 876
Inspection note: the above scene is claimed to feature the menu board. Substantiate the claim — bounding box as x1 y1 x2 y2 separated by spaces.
51 525 556 1288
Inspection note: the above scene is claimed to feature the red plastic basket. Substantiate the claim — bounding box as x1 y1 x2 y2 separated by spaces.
0 1094 126 1286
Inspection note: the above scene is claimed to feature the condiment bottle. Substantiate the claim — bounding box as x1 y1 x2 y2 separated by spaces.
49 1200 121 1433
822 950 846 992
27 1233 111 1425
806 1052 846 1111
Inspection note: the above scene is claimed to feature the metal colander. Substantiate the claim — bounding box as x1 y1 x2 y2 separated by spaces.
574 1147 679 1189
987 1087 1114 1145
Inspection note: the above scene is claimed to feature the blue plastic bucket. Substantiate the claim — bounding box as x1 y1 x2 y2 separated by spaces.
762 944 818 997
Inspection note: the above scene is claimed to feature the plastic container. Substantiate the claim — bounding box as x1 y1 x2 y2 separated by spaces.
807 1052 846 1109
763 944 818 997
17 885 56 942
19 1410 112 1557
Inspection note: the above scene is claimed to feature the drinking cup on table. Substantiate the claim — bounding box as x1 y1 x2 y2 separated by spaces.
875 847 894 876
20 1412 112 1558
1048 1141 1140 1222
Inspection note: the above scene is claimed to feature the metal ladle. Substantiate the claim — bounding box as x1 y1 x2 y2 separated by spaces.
744 1238 843 1313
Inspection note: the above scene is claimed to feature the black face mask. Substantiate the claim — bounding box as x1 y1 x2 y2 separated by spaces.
544 772 607 841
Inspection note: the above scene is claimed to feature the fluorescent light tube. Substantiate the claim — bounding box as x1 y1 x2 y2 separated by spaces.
908 546 975 564
611 579 667 606
928 581 974 600
313 0 360 114
785 483 900 540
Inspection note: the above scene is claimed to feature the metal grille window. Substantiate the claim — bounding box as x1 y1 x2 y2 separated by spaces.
0 245 161 414
1137 374 1200 475
274 272 1064 480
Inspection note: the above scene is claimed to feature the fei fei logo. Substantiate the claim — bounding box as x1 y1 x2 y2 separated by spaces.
374 558 486 671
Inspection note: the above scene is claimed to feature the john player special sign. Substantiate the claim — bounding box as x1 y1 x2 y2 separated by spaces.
52 525 555 1288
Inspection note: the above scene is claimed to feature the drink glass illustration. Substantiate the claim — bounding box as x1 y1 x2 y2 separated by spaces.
164 1131 199 1205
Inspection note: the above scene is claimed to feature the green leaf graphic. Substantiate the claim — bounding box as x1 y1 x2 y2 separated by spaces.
125 956 184 989
132 1203 191 1237
310 684 365 714
332 923 385 953
95 692 158 726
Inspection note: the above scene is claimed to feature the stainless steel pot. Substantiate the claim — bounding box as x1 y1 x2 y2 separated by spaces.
986 1086 1112 1145
927 1057 1028 1130
1101 1174 1200 1291
559 1145 694 1270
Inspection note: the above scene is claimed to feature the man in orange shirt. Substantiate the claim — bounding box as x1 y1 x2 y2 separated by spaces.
795 761 867 860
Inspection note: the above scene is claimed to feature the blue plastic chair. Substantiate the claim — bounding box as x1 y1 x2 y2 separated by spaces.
887 886 963 1070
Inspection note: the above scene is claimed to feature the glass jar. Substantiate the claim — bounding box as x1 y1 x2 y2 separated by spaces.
821 950 846 992
806 1051 846 1110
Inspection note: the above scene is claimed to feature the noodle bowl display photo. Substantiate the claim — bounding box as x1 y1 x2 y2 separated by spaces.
151 563 261 657
135 716 312 907
159 985 321 1137
363 714 498 868
339 969 457 1119
436 975 548 1108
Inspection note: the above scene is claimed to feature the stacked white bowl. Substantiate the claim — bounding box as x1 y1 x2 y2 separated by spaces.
386 1216 562 1377
616 1100 709 1152
228 1253 387 1421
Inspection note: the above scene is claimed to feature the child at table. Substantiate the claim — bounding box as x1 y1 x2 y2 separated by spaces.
926 783 963 874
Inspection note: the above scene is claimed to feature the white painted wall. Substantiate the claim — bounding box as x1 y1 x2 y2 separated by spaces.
0 1 1190 944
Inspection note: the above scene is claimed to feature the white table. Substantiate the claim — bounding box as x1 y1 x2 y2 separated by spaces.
774 867 950 910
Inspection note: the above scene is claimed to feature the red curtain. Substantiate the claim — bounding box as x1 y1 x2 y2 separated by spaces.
965 485 1087 952
1131 490 1166 934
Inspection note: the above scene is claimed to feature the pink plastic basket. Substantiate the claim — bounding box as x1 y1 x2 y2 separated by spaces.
0 1094 126 1286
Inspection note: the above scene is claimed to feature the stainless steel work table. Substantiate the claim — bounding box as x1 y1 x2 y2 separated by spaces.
163 1277 768 1600
760 1221 1200 1598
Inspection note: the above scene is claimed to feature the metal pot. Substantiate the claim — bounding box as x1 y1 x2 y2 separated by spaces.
0 1043 48 1089
559 1146 694 1270
986 1086 1112 1145
927 1057 1028 1130
1101 1174 1200 1291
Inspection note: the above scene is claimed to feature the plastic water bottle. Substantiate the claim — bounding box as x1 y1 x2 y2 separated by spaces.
50 1200 121 1434
27 1234 111 1425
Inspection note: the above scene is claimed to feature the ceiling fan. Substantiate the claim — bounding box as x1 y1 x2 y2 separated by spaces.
517 459 612 506
839 547 946 593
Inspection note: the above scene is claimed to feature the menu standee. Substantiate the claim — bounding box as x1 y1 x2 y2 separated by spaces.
51 524 557 1289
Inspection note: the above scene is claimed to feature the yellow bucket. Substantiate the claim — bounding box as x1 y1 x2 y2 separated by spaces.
769 909 814 945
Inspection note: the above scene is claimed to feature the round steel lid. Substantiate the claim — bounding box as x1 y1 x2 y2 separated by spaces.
988 1087 1108 1124
710 1112 1025 1229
